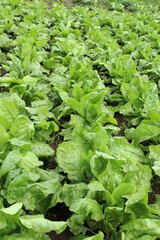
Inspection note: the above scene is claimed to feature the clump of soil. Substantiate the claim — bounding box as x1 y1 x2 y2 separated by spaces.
48 228 71 240
148 192 155 204
152 176 160 195
47 203 73 240
114 112 128 136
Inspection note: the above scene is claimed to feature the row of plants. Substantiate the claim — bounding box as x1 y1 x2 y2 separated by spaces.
0 0 160 239
64 0 160 13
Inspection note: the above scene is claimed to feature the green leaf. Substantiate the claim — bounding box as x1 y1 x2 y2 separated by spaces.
67 98 85 117
0 151 22 178
70 198 104 222
19 215 67 234
149 145 160 161
67 213 87 235
125 186 148 206
19 151 43 170
57 142 86 182
90 153 109 178
121 219 160 239
32 168 64 182
0 203 22 215
0 124 9 146
9 115 34 141
128 124 160 144
22 75 38 90
124 165 152 190
149 145 160 176
112 183 136 207
86 181 114 207
108 137 147 164
31 142 54 158
62 183 88 206
7 179 62 211
69 114 84 128
70 232 104 240
0 203 22 230
98 159 124 193
104 207 123 229
0 99 19 130
84 232 104 240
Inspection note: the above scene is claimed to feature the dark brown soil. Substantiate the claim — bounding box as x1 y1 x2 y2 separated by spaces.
47 203 73 240
114 112 128 136
48 138 59 158
48 228 71 240
0 63 7 76
152 183 160 195
43 136 60 170
151 176 160 195
148 192 155 204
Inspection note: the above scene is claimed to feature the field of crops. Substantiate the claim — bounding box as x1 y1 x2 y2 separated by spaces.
0 0 160 239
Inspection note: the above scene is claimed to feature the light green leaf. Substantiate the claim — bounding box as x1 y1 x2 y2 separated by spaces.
70 199 104 222
0 124 9 146
129 124 160 144
19 215 67 234
86 181 114 207
84 232 104 240
67 98 85 117
124 165 152 190
122 219 160 239
104 207 123 228
9 115 34 141
0 99 19 130
57 142 85 182
108 137 147 164
0 203 22 215
62 183 88 206
7 179 62 211
125 186 148 206
149 145 160 176
112 183 136 207
19 151 43 170
31 142 54 158
0 151 22 178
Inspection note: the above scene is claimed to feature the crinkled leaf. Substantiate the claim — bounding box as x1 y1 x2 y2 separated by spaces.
124 165 152 190
112 183 136 207
70 198 104 222
7 179 62 211
0 99 19 130
121 219 160 239
128 124 160 144
57 142 86 182
0 124 9 146
0 151 22 178
9 115 34 141
62 183 88 206
19 151 43 170
20 215 67 234
31 142 54 158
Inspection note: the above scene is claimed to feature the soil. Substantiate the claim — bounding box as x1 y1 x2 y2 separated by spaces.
152 176 160 195
148 192 155 204
0 67 7 76
45 134 72 240
48 228 71 240
149 176 160 206
43 135 62 170
152 184 160 195
47 203 73 240
114 112 128 136
0 64 7 76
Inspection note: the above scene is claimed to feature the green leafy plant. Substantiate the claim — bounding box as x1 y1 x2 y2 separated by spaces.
0 0 160 239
